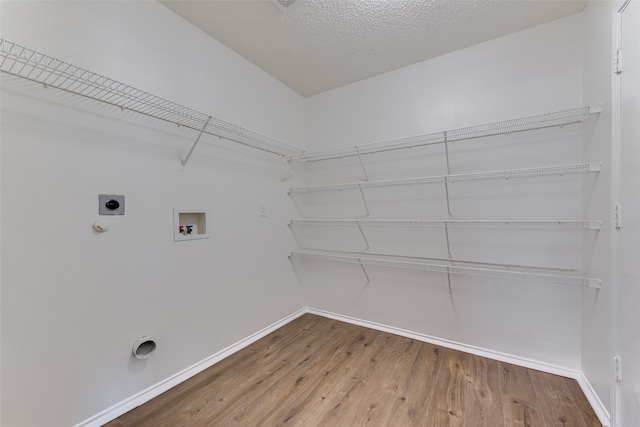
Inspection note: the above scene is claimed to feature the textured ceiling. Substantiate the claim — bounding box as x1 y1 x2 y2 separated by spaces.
160 0 586 97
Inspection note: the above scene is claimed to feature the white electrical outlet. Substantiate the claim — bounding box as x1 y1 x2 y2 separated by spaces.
260 202 268 217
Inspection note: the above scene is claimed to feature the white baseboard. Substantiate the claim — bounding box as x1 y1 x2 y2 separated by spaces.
77 305 610 427
305 307 611 427
574 371 612 427
74 307 308 427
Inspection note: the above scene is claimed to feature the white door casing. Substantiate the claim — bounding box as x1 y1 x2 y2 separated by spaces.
613 1 640 426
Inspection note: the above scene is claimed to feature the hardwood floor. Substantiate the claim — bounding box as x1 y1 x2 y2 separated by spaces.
105 314 602 427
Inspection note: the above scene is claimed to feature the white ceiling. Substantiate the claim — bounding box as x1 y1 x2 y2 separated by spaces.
160 0 587 97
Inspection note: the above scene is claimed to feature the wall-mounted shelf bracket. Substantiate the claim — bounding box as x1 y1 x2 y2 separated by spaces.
443 217 454 297
589 103 603 114
356 221 370 251
444 222 453 258
443 133 453 216
355 147 371 217
358 259 371 285
587 278 602 289
587 162 602 172
589 220 603 230
182 116 212 167
443 176 452 216
281 150 305 182
288 250 371 285
355 146 370 182
358 184 370 217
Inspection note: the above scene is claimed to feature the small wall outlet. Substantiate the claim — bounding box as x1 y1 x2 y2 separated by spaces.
260 202 268 217
99 194 125 215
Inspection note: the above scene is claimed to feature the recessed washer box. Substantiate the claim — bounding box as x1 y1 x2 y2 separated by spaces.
99 194 125 215
174 209 210 241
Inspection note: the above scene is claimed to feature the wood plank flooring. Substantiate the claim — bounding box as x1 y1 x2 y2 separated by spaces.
105 314 602 427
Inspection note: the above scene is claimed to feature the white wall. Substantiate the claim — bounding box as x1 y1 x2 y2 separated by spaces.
581 0 616 418
300 13 588 369
0 1 306 426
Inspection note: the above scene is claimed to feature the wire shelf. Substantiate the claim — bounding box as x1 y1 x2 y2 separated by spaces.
0 38 304 159
289 249 601 288
289 162 601 193
288 219 602 230
294 105 600 162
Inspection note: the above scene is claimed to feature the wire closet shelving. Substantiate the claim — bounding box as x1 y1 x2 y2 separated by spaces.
0 38 602 292
286 101 603 291
289 249 601 288
289 219 602 230
289 163 601 193
290 105 601 162
0 38 304 164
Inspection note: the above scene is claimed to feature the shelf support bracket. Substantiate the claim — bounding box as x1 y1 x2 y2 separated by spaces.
589 103 603 114
444 222 453 259
444 177 453 217
356 221 370 252
355 146 370 182
444 220 454 298
446 269 453 298
587 278 602 289
281 151 305 182
442 134 453 297
182 116 212 167
443 133 453 216
358 184 370 217
358 259 371 285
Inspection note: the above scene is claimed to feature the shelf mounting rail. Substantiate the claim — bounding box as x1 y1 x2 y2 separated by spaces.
292 105 602 162
289 249 601 288
0 38 304 162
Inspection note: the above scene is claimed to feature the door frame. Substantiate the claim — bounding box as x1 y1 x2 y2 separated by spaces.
611 1 631 426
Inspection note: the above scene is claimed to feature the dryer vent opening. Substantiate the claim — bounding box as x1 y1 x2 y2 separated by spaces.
132 337 157 360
